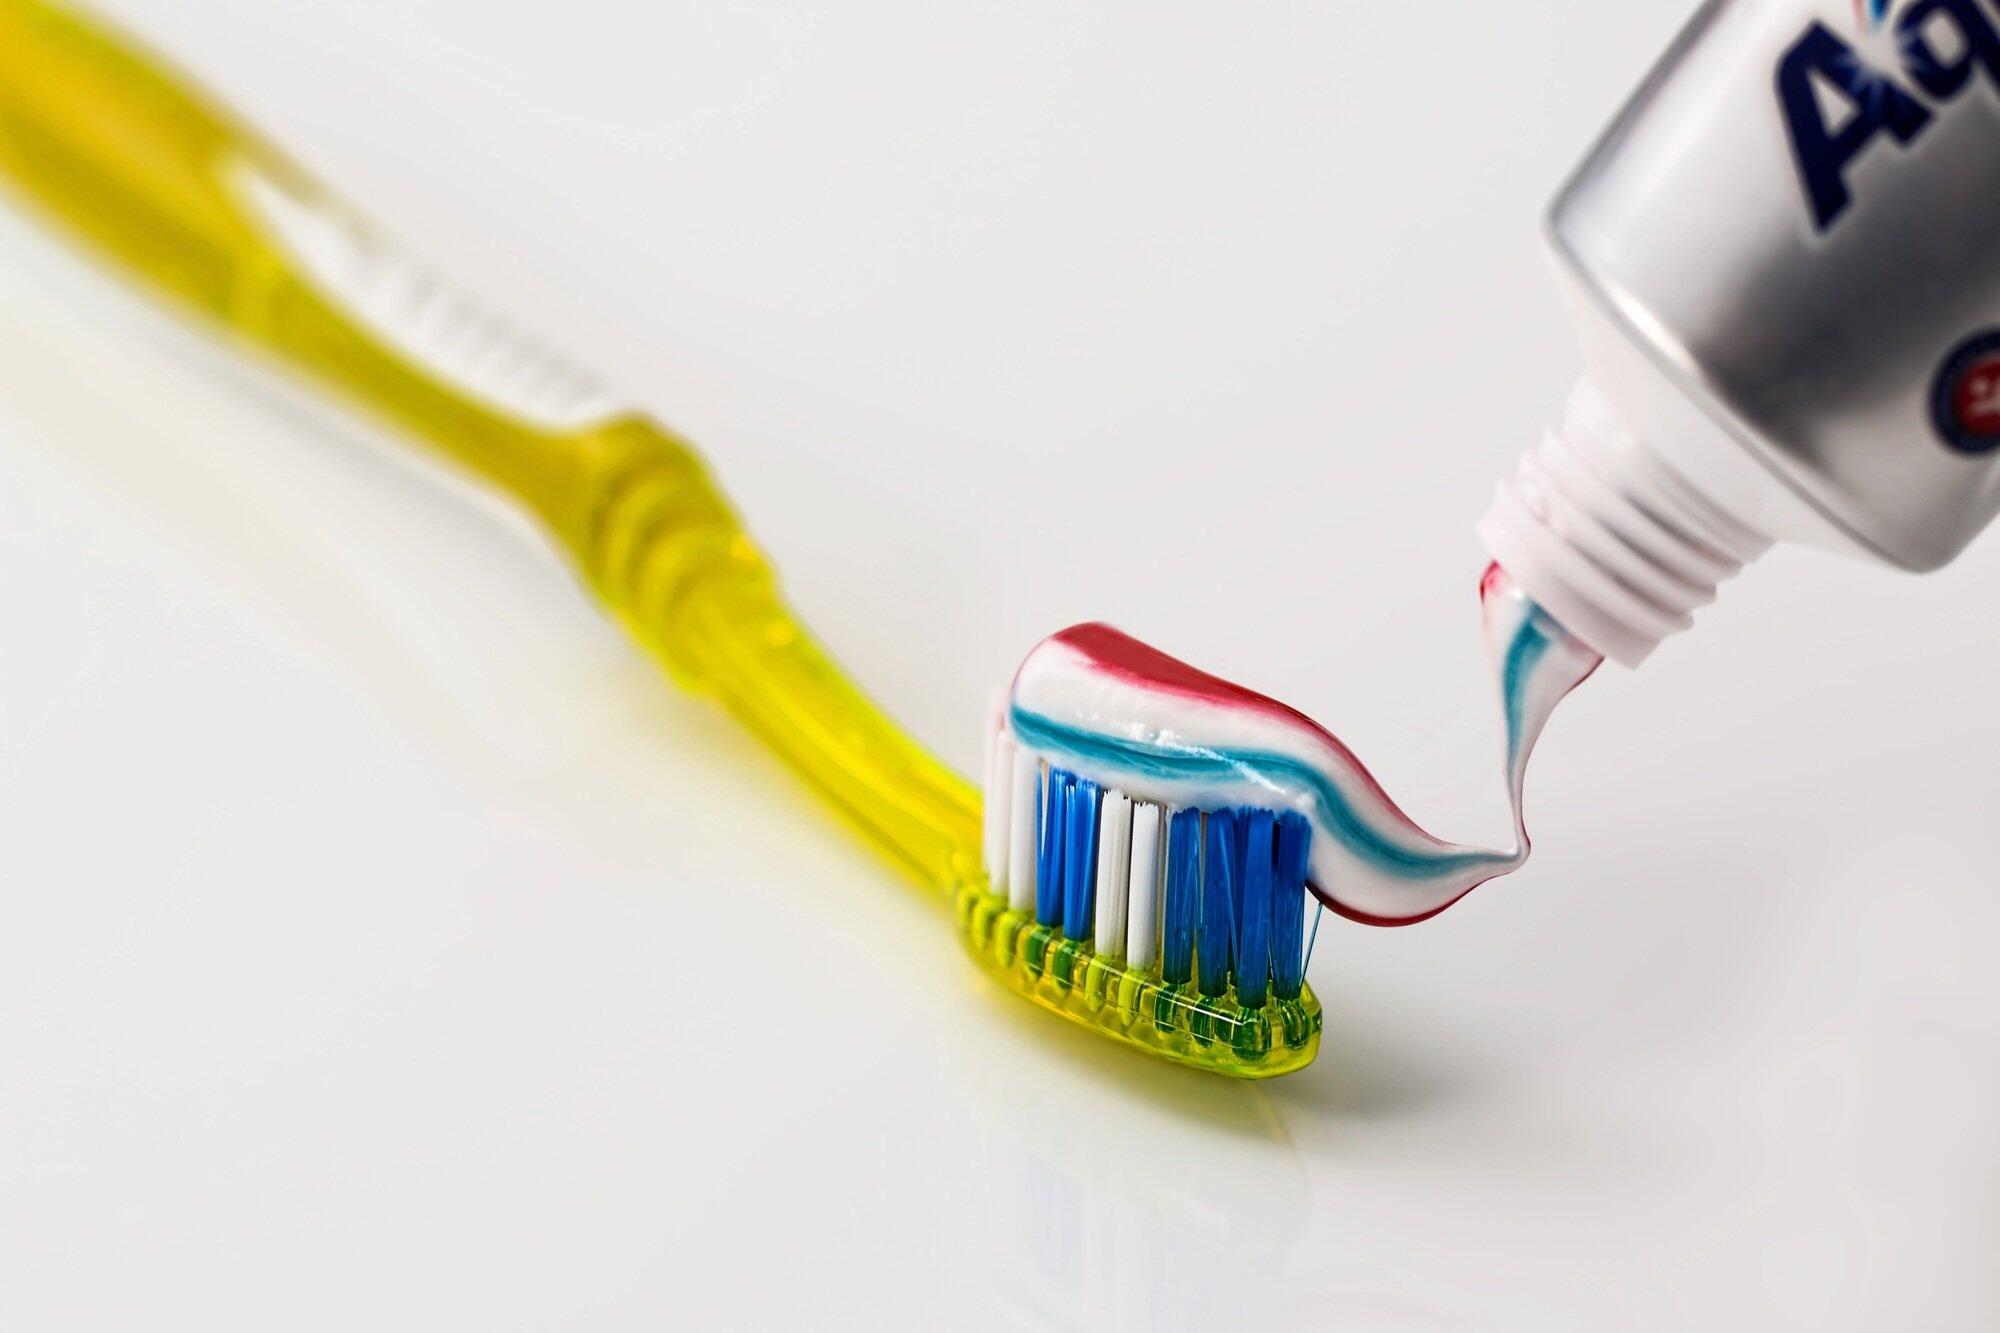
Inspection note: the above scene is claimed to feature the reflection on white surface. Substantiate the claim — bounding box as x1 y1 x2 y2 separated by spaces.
6 2 2000 1329
962 991 1308 1332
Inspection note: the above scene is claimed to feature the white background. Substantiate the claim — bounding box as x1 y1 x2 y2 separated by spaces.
5 1 1999 1328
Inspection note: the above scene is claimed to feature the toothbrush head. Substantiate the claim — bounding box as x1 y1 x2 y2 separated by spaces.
963 624 1329 1079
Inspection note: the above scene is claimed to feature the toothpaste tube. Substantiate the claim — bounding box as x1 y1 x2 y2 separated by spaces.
1480 0 2000 666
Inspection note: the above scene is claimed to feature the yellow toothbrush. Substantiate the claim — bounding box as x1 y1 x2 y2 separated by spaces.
0 0 1322 1076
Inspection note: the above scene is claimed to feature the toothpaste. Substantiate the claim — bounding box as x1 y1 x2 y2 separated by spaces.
1005 566 1600 924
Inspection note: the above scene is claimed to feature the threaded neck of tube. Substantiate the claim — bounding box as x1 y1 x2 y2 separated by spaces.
1477 380 1771 667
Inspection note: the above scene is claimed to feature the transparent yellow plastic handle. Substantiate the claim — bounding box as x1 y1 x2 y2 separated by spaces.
0 0 980 891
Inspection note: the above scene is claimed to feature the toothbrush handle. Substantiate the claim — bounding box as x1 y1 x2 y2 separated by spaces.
561 417 982 890
0 0 981 891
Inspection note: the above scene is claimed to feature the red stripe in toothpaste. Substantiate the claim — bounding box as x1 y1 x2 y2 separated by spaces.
1030 621 1416 827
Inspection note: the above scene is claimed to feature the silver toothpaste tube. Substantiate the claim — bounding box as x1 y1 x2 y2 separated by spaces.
1479 0 2000 665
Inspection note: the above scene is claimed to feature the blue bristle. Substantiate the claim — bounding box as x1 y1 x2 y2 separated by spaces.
1063 777 1100 939
1236 810 1275 1007
1162 808 1201 985
1037 769 1069 927
1198 810 1237 997
1028 765 1313 1005
1271 810 1311 1000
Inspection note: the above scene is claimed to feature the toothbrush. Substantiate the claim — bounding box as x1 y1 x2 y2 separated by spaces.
0 0 1317 1076
1 0 1602 1080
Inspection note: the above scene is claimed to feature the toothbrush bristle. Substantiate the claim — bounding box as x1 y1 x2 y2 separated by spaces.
984 755 1313 1009
1162 807 1199 987
1272 811 1310 1001
1237 811 1275 1009
970 685 1322 1076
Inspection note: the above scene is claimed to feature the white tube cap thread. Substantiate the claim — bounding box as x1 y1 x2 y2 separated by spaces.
1478 380 1772 667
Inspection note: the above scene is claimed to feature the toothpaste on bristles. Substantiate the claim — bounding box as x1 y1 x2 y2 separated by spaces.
984 566 1601 1003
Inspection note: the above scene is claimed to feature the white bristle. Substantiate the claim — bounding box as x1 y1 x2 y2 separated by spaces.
1006 749 1042 913
1093 791 1133 956
1125 801 1165 970
982 729 1014 891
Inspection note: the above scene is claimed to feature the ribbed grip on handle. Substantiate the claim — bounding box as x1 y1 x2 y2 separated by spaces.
563 419 982 891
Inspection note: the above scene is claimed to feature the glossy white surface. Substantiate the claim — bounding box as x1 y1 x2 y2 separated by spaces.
5 2 2000 1328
